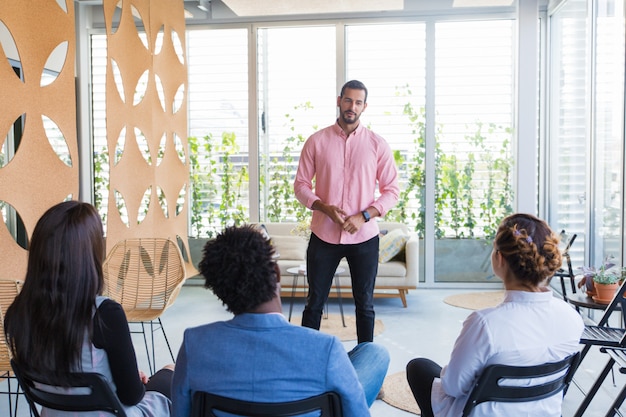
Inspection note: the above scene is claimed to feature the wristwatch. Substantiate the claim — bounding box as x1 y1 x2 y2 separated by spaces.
361 210 370 222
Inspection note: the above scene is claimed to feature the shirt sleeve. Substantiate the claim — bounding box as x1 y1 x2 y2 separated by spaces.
440 311 493 398
372 139 399 217
293 135 320 210
93 299 146 405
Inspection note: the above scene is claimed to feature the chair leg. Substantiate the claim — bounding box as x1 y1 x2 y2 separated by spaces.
604 384 626 417
573 356 615 417
157 318 175 363
139 322 153 375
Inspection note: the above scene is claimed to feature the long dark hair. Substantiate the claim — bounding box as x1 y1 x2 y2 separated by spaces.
4 201 105 384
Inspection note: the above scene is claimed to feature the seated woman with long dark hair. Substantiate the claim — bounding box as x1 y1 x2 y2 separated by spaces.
4 201 173 417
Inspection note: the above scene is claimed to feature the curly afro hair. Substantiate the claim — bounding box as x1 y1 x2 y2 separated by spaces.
198 224 278 315
494 213 562 286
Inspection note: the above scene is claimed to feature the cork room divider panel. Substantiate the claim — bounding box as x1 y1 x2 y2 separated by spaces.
103 0 194 275
0 0 78 280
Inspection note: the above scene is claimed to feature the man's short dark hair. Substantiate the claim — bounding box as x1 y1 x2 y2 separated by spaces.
340 80 368 103
198 224 278 315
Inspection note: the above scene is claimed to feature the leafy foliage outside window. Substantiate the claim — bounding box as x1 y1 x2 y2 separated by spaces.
95 100 513 240
188 132 248 238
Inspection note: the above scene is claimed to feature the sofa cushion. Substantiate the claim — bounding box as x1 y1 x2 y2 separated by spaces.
272 235 308 261
379 228 409 263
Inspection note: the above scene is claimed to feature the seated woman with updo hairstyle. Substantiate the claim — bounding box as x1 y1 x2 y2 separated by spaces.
406 213 584 417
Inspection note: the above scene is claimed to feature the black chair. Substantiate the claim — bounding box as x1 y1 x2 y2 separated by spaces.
587 347 626 417
191 391 342 417
572 281 626 416
10 359 127 417
578 278 626 359
461 352 580 417
552 231 577 302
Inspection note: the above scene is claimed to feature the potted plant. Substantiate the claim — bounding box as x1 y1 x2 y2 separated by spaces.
578 256 622 303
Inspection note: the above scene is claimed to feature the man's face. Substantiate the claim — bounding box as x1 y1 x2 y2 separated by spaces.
337 88 367 125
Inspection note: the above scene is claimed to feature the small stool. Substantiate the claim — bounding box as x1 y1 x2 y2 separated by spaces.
286 266 346 327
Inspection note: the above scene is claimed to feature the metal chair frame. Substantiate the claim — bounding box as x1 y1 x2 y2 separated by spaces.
572 279 626 417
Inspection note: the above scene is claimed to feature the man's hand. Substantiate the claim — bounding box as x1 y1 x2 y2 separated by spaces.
312 201 346 225
342 213 366 234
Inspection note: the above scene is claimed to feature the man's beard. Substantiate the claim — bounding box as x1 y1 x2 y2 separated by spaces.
341 111 359 124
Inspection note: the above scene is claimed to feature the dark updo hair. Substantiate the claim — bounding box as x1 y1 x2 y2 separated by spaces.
198 224 278 315
494 213 562 286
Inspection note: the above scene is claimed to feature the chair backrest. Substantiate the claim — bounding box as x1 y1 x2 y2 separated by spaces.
461 352 581 417
0 279 23 374
553 232 577 300
103 238 186 317
10 359 127 417
191 391 343 417
596 278 626 329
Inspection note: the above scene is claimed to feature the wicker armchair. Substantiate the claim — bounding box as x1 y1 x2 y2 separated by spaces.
0 279 23 417
103 238 186 374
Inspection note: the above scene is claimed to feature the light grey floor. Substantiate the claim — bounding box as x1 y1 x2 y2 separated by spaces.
3 281 625 416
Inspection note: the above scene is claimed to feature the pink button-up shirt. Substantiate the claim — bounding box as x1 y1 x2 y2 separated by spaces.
294 121 399 245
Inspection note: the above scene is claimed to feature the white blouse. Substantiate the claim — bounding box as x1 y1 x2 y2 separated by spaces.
432 289 584 417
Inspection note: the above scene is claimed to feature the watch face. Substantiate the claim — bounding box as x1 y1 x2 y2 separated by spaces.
362 210 370 222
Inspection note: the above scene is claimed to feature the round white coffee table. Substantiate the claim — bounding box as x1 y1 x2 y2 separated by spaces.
285 266 346 327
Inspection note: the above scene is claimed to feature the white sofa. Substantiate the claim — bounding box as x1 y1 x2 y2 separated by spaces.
263 222 419 307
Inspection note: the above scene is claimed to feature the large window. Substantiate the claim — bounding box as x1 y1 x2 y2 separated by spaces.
548 0 589 266
90 15 518 285
187 28 249 237
257 26 336 223
548 0 625 269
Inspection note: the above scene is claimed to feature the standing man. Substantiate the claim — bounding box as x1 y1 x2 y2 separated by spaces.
294 80 399 343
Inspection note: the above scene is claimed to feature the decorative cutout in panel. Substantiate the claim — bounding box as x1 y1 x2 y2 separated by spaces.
133 69 149 106
157 185 168 218
42 115 72 166
173 133 185 164
155 73 165 111
173 83 184 114
176 183 186 216
157 133 167 166
0 200 28 250
138 185 151 224
0 114 24 167
114 189 129 228
111 59 125 102
114 126 126 165
154 25 164 55
0 19 20 73
103 0 193 275
0 0 79 280
41 41 67 86
171 29 184 64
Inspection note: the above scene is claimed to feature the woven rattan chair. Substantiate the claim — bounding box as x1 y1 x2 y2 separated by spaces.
103 238 186 374
0 279 24 417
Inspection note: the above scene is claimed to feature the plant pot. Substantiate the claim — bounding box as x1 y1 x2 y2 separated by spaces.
593 282 619 304
583 277 596 296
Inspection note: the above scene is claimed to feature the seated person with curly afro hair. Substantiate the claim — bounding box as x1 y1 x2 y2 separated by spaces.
405 213 584 417
171 224 389 417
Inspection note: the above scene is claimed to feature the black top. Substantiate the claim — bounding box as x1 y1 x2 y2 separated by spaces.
92 299 146 405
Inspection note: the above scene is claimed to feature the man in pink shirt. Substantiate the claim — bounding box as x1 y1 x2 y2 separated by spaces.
294 80 399 343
